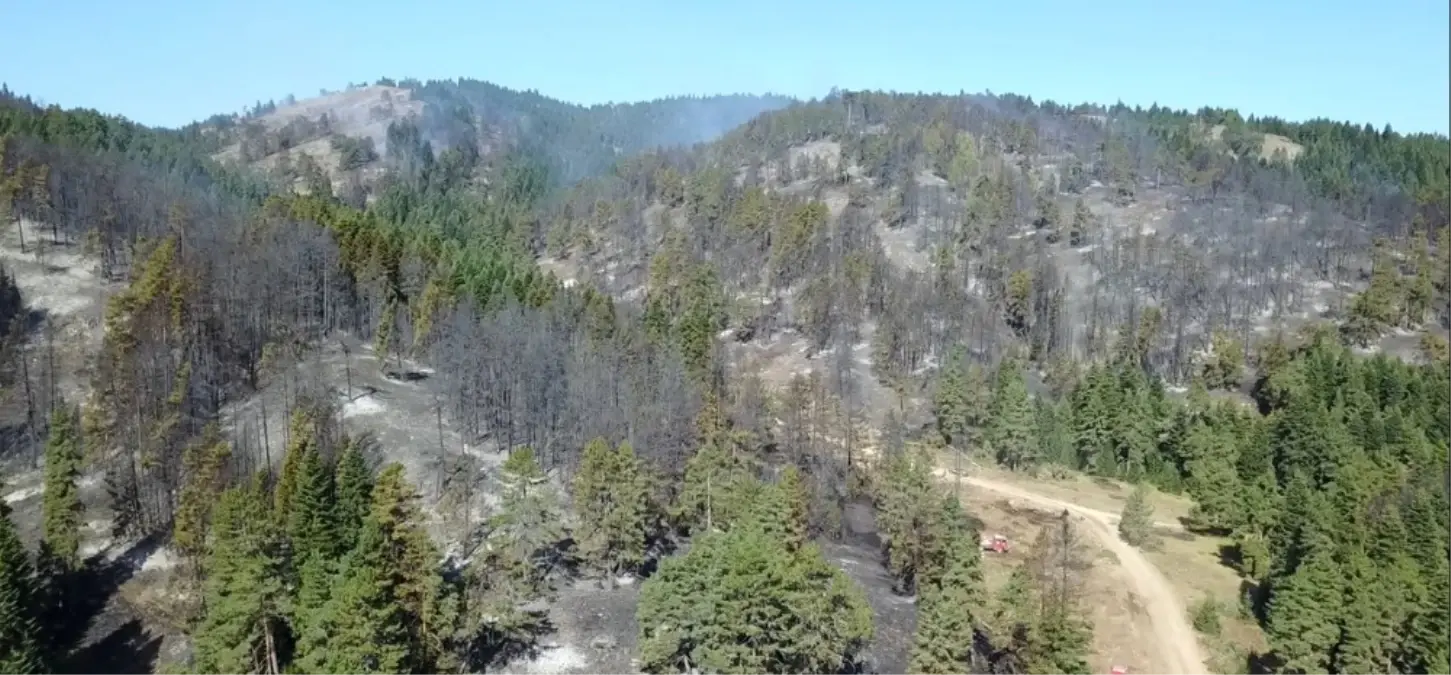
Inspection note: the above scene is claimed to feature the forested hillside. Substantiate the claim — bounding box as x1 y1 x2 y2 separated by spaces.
552 91 1447 377
0 81 1445 675
200 79 792 203
402 78 795 184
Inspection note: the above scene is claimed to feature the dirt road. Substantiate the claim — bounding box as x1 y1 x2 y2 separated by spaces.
933 467 1211 675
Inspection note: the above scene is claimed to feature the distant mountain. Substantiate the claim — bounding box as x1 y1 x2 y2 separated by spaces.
200 78 794 196
402 77 795 183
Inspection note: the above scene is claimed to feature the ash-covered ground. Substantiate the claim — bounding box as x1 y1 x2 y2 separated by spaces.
507 502 917 675
219 337 509 549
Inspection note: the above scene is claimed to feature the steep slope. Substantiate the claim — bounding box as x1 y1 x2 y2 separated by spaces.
407 78 795 184
3 82 1447 675
1 83 719 673
535 91 1448 673
203 78 794 198
210 85 423 164
547 91 1448 402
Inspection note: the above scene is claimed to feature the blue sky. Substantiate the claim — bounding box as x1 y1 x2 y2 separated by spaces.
2 0 1447 133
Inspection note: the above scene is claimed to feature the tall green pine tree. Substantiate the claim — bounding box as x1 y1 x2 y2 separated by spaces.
334 439 374 553
301 518 410 674
907 501 984 674
0 500 42 674
40 406 82 572
572 438 654 575
989 361 1039 470
192 482 287 675
934 346 971 449
1266 546 1344 673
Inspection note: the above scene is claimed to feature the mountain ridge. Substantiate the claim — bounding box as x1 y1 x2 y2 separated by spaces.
0 76 1446 675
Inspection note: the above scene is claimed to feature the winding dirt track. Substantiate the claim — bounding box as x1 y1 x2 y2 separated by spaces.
932 467 1211 675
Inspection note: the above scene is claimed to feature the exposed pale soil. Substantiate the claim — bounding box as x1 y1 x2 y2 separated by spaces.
940 466 1211 675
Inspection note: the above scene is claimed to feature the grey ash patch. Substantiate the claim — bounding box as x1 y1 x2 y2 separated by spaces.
831 499 917 674
220 337 506 546
826 541 917 674
499 580 643 675
504 538 913 675
0 220 116 418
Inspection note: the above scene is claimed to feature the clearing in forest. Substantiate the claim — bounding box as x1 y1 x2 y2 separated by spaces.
941 461 1266 674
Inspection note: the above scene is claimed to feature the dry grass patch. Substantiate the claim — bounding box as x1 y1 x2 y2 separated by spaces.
953 461 1269 672
1148 532 1267 674
952 482 1167 674
1206 124 1303 163
961 461 1194 524
1259 134 1303 163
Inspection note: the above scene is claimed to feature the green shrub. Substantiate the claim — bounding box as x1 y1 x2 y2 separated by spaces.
1191 596 1222 636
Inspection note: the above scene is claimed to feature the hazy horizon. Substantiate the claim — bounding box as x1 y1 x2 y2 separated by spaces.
2 0 1447 134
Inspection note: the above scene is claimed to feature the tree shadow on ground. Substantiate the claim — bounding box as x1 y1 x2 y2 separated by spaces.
1178 515 1233 537
51 533 161 670
383 369 430 383
466 611 557 672
61 619 162 674
1246 649 1279 674
1217 543 1242 570
1237 578 1272 626
0 422 38 464
24 307 48 334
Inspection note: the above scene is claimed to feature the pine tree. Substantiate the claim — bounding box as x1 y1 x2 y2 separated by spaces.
876 448 952 594
172 429 230 578
273 409 314 524
907 512 984 674
289 551 339 669
490 448 565 598
192 483 287 675
1269 395 1349 490
1071 365 1117 471
776 466 811 551
1403 234 1435 325
989 361 1039 471
373 298 400 370
0 501 43 674
1117 482 1155 547
735 467 812 552
1202 330 1244 390
572 438 615 540
1036 513 1094 670
299 464 452 673
288 446 341 566
637 526 873 674
676 265 723 383
1180 418 1242 530
334 438 374 553
572 438 654 576
1068 198 1093 247
41 406 83 572
674 439 754 534
1004 270 1033 337
371 464 452 671
1032 185 1059 230
985 565 1031 641
286 445 347 664
1343 240 1402 344
1266 546 1344 673
301 518 410 674
1026 602 1092 675
933 346 971 449
1332 547 1395 674
1402 554 1451 674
